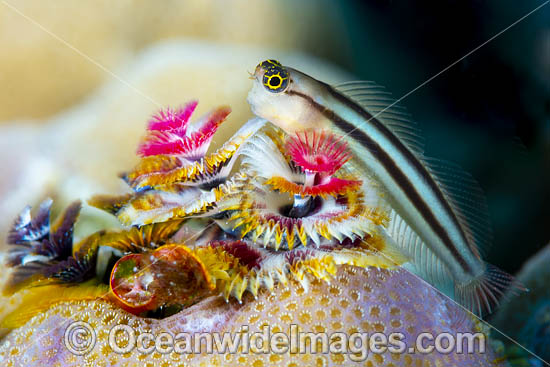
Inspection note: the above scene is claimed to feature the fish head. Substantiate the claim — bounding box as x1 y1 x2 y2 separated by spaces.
247 60 327 134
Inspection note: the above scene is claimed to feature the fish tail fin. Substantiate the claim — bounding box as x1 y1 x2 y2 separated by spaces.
455 263 527 317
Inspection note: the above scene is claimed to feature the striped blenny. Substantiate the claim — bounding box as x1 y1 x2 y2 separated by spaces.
246 59 524 315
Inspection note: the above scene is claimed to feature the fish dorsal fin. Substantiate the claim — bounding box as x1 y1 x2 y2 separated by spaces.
334 81 425 155
423 157 492 258
335 81 492 257
386 209 454 294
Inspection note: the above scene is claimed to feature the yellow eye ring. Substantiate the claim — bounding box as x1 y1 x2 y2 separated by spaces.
262 66 289 93
266 74 283 89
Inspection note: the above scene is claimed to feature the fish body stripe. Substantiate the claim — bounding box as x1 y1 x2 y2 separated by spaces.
287 89 474 274
326 87 470 248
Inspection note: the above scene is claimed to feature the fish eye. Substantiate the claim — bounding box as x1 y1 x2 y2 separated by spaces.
262 66 290 93
257 59 282 70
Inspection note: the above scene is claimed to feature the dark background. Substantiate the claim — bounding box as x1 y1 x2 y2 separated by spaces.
298 0 550 275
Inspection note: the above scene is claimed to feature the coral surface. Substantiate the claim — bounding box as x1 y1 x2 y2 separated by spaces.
0 266 502 367
0 99 505 366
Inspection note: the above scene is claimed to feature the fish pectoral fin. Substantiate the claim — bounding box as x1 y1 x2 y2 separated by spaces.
387 210 454 293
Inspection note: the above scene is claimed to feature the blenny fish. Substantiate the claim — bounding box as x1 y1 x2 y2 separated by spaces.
247 59 524 315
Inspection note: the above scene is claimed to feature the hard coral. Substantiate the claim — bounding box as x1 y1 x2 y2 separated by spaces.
0 101 506 366
0 267 503 366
